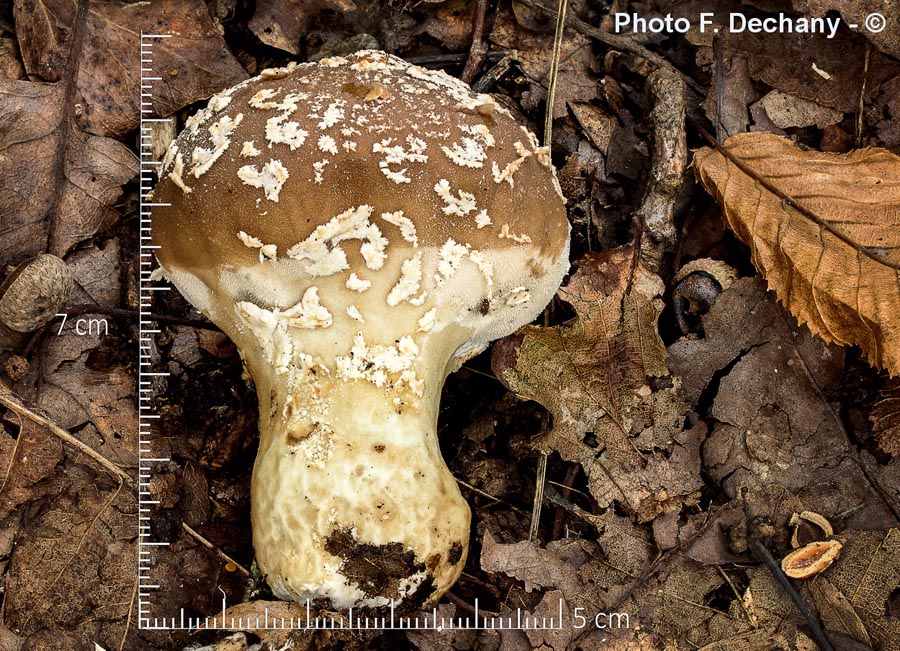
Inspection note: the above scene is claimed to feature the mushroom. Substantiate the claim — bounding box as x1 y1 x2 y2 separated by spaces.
151 50 570 609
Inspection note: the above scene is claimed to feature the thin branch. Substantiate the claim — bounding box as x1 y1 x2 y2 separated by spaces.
0 380 133 486
529 451 548 541
460 0 490 84
182 522 250 576
543 0 569 146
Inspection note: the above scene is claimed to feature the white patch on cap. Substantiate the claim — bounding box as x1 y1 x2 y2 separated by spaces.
434 179 477 217
386 253 424 307
241 141 261 157
282 287 333 329
435 238 470 283
498 224 532 244
316 101 345 129
379 211 418 247
373 136 428 185
237 230 277 262
346 273 371 293
266 113 309 150
441 123 495 169
191 113 243 178
492 142 532 188
237 159 290 202
249 88 280 109
313 159 329 184
317 135 338 155
474 210 491 229
260 61 300 79
287 205 388 276
318 56 348 67
168 152 192 194
208 90 233 112
346 305 364 323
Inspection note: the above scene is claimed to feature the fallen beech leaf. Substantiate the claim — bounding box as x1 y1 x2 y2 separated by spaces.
0 79 136 266
493 248 702 521
694 132 900 376
13 0 249 137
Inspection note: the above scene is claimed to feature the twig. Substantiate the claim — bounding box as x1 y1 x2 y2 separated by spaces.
717 566 758 627
120 573 139 651
456 479 530 516
528 451 548 541
0 380 132 486
65 304 222 331
543 0 569 146
182 522 250 576
748 539 836 651
460 0 490 84
856 42 870 148
635 68 687 273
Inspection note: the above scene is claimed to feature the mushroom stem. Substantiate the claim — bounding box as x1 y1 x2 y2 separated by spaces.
246 335 470 609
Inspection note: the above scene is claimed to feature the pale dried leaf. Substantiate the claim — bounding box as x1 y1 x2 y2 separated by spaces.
694 132 900 375
494 248 701 521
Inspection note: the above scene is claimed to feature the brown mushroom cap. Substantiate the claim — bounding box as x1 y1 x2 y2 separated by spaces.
152 50 568 355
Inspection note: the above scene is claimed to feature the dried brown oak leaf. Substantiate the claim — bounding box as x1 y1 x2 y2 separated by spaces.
669 277 897 531
694 132 900 376
13 0 249 138
493 248 702 522
0 80 136 267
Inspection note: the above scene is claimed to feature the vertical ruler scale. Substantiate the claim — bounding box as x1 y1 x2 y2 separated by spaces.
137 31 172 630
